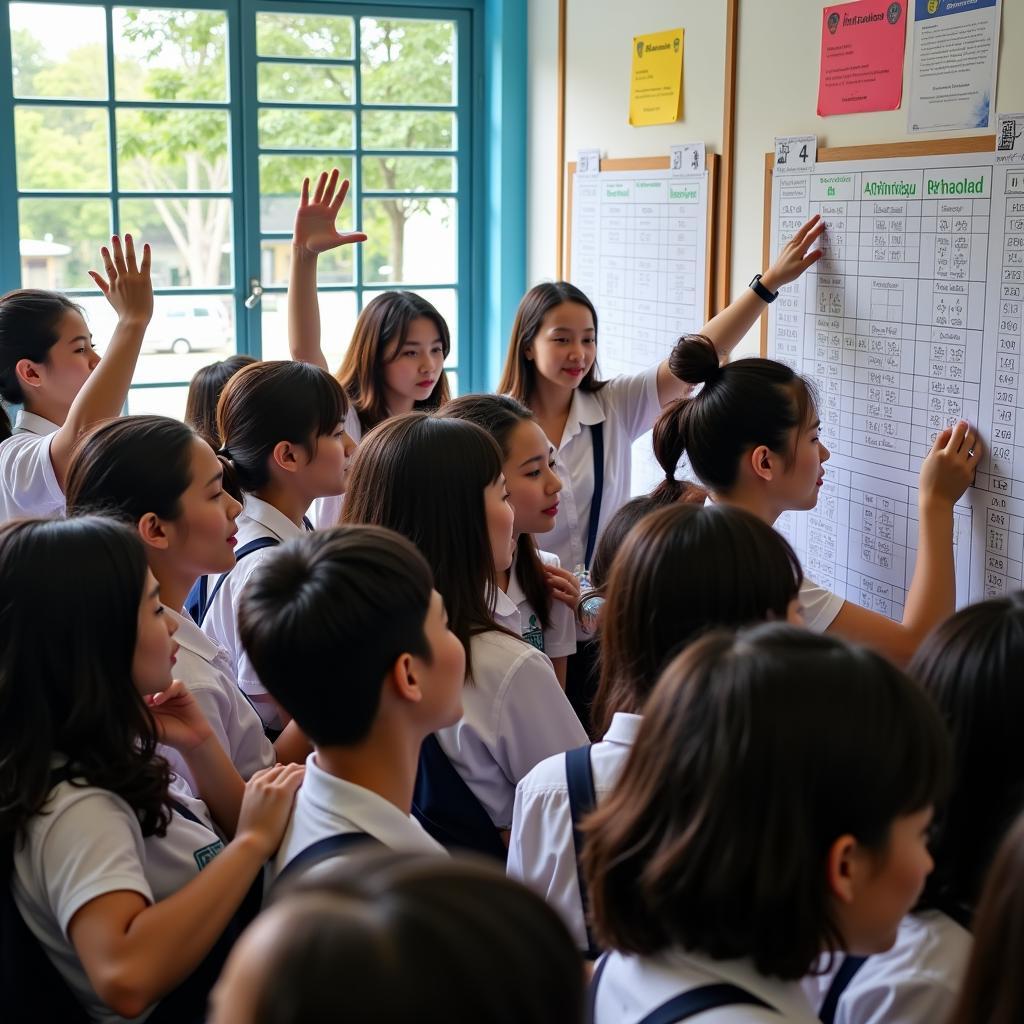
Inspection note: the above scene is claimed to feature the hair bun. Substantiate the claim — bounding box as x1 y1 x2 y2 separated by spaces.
669 335 721 387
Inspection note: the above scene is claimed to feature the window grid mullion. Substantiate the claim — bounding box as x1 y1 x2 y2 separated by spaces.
353 11 364 303
103 5 120 237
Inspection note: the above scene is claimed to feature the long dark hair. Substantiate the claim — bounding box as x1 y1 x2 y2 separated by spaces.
0 517 171 863
498 282 605 403
653 335 817 495
65 415 196 525
592 503 803 736
343 413 518 679
909 594 1024 920
217 360 348 498
0 289 83 440
583 625 950 979
336 291 451 433
443 394 552 631
185 354 257 450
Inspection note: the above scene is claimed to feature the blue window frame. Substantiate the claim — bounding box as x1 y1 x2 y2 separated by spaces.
0 0 524 414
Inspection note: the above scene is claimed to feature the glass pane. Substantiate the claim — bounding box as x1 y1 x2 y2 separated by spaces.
15 105 110 191
260 289 357 367
362 287 457 367
362 198 455 285
256 12 353 60
113 8 228 102
18 198 111 290
260 240 353 287
119 198 233 288
362 110 455 151
117 108 231 191
259 155 353 234
127 386 191 419
445 369 458 398
362 156 455 193
10 3 108 99
257 62 353 104
258 108 353 151
360 18 455 106
137 293 235 372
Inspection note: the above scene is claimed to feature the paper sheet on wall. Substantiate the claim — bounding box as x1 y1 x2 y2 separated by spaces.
768 149 1024 617
572 166 709 496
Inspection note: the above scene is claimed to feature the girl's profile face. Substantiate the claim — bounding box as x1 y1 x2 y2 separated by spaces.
132 569 179 697
20 309 100 417
774 408 830 513
525 301 596 391
484 474 516 574
502 419 562 536
382 316 446 413
298 422 356 500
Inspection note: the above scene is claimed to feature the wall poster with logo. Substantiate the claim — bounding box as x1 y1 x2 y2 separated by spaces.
628 28 684 127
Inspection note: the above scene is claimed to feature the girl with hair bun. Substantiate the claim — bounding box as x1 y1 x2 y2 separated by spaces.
651 335 981 665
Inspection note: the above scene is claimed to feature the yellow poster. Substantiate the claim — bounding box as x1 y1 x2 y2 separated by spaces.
629 28 684 126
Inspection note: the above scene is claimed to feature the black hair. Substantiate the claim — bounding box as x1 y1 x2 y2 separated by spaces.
185 354 258 450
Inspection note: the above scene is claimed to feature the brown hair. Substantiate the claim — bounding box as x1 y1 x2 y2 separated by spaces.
591 503 803 736
184 354 257 449
497 282 605 403
336 291 451 433
948 813 1024 1024
583 625 950 978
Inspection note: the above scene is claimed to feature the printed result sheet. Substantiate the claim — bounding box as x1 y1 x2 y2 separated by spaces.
768 150 1022 618
571 168 709 493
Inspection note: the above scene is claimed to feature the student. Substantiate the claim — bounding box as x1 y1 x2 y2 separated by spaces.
184 354 257 450
0 235 153 522
508 503 803 952
209 853 585 1024
288 169 450 528
804 593 1024 1024
236 526 465 878
653 335 981 665
63 414 308 789
948 813 1024 1024
199 360 354 731
0 516 302 1023
343 413 588 854
444 394 579 685
584 625 950 1024
497 217 825 578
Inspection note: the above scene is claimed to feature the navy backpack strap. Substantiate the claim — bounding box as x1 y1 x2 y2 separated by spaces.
274 832 380 888
302 515 314 532
184 574 208 626
637 984 777 1024
565 744 600 959
584 422 605 568
192 536 280 627
818 955 868 1024
586 953 611 1024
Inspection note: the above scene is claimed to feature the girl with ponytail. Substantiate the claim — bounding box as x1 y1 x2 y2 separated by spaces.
652 335 981 666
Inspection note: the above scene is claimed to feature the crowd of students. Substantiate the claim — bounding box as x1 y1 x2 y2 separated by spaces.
1 169 1021 1024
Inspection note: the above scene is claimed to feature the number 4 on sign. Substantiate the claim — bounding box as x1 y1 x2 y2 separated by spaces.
774 135 817 174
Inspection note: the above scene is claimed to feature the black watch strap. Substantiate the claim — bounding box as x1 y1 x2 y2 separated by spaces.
749 273 778 303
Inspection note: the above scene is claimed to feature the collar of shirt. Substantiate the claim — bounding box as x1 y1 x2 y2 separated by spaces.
14 410 60 436
487 580 522 624
557 387 607 451
239 494 306 542
304 752 443 853
602 711 643 746
165 606 223 663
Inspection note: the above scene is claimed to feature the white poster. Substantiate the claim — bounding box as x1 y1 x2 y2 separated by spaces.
908 0 1001 134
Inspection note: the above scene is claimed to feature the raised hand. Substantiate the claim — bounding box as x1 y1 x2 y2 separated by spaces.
293 169 368 256
146 680 213 753
762 214 826 290
89 233 154 325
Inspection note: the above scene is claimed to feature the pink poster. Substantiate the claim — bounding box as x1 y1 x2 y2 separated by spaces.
818 0 908 116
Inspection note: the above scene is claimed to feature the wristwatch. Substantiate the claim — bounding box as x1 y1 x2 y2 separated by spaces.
749 273 779 303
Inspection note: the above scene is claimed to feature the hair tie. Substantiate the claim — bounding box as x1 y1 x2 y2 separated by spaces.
700 337 722 387
217 446 231 458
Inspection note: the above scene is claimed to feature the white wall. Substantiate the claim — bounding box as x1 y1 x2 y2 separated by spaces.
528 0 1024 356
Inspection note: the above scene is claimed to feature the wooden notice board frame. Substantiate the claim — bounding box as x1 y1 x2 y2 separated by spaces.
566 154 720 327
759 135 997 356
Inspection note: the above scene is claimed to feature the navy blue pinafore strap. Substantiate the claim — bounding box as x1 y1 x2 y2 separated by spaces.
565 743 600 959
184 536 281 626
273 832 382 890
588 954 779 1024
818 955 868 1024
584 422 605 569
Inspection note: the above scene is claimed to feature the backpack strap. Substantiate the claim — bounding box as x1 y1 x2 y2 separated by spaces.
187 536 281 627
584 422 605 569
302 515 314 532
274 832 381 888
818 955 868 1024
565 744 600 959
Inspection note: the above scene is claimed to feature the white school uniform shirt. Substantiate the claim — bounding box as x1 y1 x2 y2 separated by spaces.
272 752 444 879
12 764 223 1024
802 911 972 1024
309 406 363 530
0 410 64 523
507 711 640 949
161 608 274 790
594 948 820 1024
436 590 589 829
201 494 308 730
495 548 576 659
541 365 662 574
703 495 844 633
